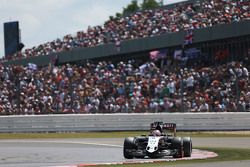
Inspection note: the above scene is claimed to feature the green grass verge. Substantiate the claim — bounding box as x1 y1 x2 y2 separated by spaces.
1 131 250 139
82 147 250 167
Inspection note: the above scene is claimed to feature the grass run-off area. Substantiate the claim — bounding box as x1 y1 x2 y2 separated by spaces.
84 147 250 167
0 131 250 139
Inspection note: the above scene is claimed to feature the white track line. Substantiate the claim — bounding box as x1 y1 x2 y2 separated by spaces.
0 140 123 148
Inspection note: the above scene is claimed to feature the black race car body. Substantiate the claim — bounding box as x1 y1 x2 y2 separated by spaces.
123 122 192 159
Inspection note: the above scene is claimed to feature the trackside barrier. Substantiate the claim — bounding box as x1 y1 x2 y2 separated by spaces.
0 113 250 133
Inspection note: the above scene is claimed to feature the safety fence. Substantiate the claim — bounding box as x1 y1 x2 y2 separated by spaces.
0 113 250 133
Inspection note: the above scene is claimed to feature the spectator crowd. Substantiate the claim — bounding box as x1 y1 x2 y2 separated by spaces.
2 0 250 60
0 0 249 115
0 59 249 115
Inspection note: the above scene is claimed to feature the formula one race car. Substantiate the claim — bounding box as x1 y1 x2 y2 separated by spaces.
123 122 192 159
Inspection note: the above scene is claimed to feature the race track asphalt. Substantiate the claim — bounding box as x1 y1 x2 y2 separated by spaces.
0 137 250 167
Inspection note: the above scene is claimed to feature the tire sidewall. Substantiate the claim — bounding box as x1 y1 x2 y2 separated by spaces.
183 137 192 157
123 137 135 159
172 137 184 158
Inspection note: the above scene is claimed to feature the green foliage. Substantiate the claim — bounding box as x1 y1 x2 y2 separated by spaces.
109 15 114 21
123 0 140 15
141 0 160 10
1 131 250 139
115 12 122 18
108 0 161 22
123 0 160 14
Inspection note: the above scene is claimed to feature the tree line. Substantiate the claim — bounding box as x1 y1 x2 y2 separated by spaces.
109 0 163 21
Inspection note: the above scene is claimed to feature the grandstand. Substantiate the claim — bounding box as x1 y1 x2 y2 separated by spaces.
0 0 249 115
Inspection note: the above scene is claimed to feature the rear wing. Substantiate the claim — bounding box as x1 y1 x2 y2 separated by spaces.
150 122 176 137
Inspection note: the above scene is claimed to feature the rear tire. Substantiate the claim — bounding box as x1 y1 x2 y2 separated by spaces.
172 137 184 158
123 137 136 159
183 137 192 157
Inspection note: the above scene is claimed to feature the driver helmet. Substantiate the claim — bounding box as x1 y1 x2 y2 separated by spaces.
151 130 161 136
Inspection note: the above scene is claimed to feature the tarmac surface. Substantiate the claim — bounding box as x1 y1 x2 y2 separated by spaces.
0 137 250 167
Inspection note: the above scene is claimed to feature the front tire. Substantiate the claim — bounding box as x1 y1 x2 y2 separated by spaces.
172 137 184 158
123 137 136 159
183 137 192 157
